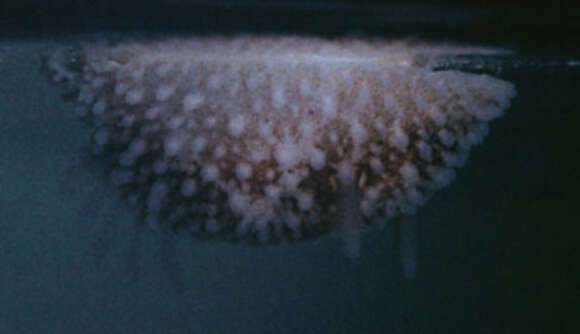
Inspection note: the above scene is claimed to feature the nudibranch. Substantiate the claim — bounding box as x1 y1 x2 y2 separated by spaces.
44 36 516 268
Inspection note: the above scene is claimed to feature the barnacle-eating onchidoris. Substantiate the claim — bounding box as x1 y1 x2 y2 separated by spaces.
46 36 516 251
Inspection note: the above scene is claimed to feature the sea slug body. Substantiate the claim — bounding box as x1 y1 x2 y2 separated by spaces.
45 36 517 256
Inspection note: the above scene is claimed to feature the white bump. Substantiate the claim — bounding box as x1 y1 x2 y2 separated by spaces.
275 142 301 169
321 95 336 118
255 218 270 243
235 162 252 181
208 74 222 90
92 99 106 116
229 192 249 214
297 192 314 211
309 148 326 171
329 131 339 145
228 115 246 137
201 164 220 183
355 81 371 108
413 91 429 112
155 63 173 77
406 188 424 206
442 151 469 167
271 85 286 109
128 138 146 156
258 121 273 140
366 185 382 203
251 149 268 163
299 122 315 139
416 141 432 162
144 106 162 120
114 82 129 95
121 114 136 127
390 124 409 150
213 145 226 159
428 106 447 126
182 93 204 112
427 166 456 189
125 88 144 105
91 77 106 89
284 212 301 232
369 157 384 174
350 120 368 145
280 171 301 191
204 117 217 129
155 84 175 101
265 185 281 202
164 134 183 156
167 115 185 130
299 78 312 96
191 136 207 153
463 122 489 147
400 162 419 187
474 105 503 121
374 122 387 135
337 161 355 185
438 129 455 147
384 93 399 113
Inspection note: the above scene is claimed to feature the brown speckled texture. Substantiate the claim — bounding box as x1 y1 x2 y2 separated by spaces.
45 36 516 246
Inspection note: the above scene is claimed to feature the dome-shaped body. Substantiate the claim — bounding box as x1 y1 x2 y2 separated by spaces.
45 36 516 252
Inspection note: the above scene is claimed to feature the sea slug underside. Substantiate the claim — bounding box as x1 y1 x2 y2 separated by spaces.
44 36 517 268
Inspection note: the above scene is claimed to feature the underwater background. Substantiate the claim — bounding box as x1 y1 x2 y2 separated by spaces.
1 1 578 333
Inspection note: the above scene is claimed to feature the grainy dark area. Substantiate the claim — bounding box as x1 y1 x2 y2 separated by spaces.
1 0 579 51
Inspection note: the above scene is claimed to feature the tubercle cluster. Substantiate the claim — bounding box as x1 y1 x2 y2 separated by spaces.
45 37 516 244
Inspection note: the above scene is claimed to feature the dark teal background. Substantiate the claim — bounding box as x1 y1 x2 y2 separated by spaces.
0 2 578 333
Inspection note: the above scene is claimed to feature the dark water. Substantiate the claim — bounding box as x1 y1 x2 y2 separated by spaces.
0 2 578 333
